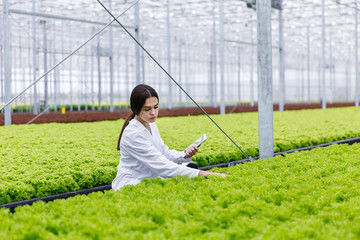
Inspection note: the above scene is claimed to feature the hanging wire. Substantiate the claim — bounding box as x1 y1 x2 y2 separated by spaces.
96 0 253 160
26 107 50 125
0 0 140 112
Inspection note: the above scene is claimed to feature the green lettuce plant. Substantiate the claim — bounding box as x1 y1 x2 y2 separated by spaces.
0 107 360 204
1 143 360 239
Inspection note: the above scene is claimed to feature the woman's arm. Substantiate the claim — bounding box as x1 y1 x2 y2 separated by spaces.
160 142 188 163
125 132 200 178
153 123 197 163
125 133 228 179
198 170 228 178
160 138 199 163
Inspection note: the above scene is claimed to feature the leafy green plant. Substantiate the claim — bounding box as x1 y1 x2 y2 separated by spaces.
160 107 360 166
0 107 360 204
1 143 360 239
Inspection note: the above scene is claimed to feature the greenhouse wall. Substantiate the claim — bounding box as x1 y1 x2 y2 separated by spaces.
0 0 358 113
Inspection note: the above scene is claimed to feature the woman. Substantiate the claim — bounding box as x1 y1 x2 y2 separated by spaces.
112 84 227 190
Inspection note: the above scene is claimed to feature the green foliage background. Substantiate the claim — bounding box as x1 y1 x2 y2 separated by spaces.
0 107 360 204
1 143 360 239
160 107 360 165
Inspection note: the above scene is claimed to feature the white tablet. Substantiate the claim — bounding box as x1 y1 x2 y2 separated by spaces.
183 134 207 157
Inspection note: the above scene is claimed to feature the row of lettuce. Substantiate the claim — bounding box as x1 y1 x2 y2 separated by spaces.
1 102 131 113
1 143 360 239
1 101 251 113
0 107 360 205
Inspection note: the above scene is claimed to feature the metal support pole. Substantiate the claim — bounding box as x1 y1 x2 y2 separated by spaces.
134 3 140 85
307 26 311 104
126 50 130 104
91 40 95 111
179 44 183 106
21 40 26 112
19 30 23 113
185 49 190 104
69 57 73 112
166 0 172 109
209 48 213 106
27 47 32 112
347 43 351 102
3 0 11 125
278 4 285 111
97 40 102 110
141 34 145 84
41 20 48 110
109 0 114 112
329 31 333 104
53 44 58 112
32 0 38 114
321 0 326 109
346 57 349 102
219 0 225 115
237 47 241 103
355 1 359 107
77 57 81 111
117 55 121 106
250 22 255 107
212 8 218 108
13 39 17 109
333 62 336 102
83 58 88 111
301 57 304 102
60 26 65 112
318 61 321 102
257 0 274 159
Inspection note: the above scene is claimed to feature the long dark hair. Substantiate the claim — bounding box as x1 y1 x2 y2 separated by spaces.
117 84 159 150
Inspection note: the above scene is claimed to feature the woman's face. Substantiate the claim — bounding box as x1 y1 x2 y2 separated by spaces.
137 97 159 124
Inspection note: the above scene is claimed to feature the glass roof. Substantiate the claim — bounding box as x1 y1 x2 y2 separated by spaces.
4 0 357 62
0 0 358 107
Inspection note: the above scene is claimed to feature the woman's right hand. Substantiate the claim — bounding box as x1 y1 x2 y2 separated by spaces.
198 170 229 178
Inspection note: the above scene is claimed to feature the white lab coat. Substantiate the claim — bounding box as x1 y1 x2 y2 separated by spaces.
112 119 200 190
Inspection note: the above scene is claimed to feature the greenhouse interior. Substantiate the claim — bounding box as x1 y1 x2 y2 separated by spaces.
1 0 360 239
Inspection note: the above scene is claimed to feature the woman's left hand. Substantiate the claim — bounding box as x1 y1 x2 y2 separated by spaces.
185 145 198 158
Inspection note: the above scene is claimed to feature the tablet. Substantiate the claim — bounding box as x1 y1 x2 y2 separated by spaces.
183 134 207 157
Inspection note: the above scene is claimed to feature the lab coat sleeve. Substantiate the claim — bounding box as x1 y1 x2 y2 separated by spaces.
160 137 192 163
124 132 199 179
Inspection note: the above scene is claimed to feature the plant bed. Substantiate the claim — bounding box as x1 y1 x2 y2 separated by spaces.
1 143 360 239
2 136 360 212
1 107 360 205
0 102 355 126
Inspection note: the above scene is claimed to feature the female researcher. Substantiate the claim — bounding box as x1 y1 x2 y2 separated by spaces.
112 84 227 190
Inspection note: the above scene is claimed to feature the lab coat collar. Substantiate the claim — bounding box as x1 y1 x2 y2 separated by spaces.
130 118 154 136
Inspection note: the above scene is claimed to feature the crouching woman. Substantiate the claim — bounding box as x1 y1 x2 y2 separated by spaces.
112 84 228 190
